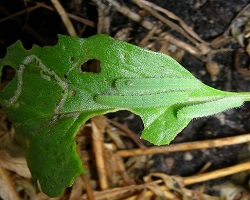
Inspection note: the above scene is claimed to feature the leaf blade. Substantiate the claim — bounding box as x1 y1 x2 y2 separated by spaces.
0 34 249 196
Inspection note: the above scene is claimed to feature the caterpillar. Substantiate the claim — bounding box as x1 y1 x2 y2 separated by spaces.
95 91 189 108
115 77 202 92
177 97 244 119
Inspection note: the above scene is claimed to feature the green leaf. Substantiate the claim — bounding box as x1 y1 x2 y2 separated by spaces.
0 34 249 196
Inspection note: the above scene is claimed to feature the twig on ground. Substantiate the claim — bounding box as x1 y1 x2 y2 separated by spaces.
0 166 20 200
134 0 207 44
106 0 154 30
107 119 145 148
106 0 206 57
116 133 250 157
132 0 207 47
183 161 250 185
67 13 94 27
81 180 162 200
83 161 250 200
0 4 47 44
221 3 250 38
31 1 95 27
50 0 77 37
234 48 250 76
91 0 110 34
138 22 161 47
0 4 41 23
0 149 31 178
69 176 84 200
81 174 95 200
107 118 151 174
211 3 250 47
91 117 109 190
162 33 203 56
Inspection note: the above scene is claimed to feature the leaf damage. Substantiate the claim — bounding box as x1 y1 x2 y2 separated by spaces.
0 34 249 196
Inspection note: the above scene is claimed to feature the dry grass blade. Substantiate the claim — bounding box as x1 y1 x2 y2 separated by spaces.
107 119 145 148
106 0 204 57
183 161 250 185
67 13 94 27
81 174 95 200
0 149 31 178
91 0 110 34
116 133 250 157
132 0 205 47
134 0 207 44
91 116 109 190
162 33 202 56
83 163 249 200
222 3 250 37
211 3 250 47
50 0 77 37
69 176 84 200
0 166 20 200
15 179 37 200
234 48 250 76
126 184 220 200
31 1 95 27
138 23 161 47
106 0 154 30
123 160 250 200
0 4 41 23
146 185 167 200
81 180 162 200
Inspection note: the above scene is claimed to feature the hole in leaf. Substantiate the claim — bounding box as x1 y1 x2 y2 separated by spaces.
80 59 101 73
1 65 16 90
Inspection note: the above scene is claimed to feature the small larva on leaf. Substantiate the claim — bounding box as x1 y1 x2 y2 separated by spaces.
115 77 202 92
177 97 244 119
95 91 189 108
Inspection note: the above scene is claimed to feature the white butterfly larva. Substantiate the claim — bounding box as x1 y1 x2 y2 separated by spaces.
177 97 244 119
115 77 202 92
95 91 189 108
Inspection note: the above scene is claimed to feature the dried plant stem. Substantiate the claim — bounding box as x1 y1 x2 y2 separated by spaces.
183 161 250 185
133 0 201 46
116 133 250 157
106 0 154 30
83 161 250 200
50 0 77 36
107 119 145 148
221 3 250 37
82 174 95 200
162 33 203 56
106 0 204 57
91 118 109 190
133 0 207 44
234 49 250 76
33 2 94 27
0 166 20 200
91 0 110 34
81 180 162 200
0 4 41 23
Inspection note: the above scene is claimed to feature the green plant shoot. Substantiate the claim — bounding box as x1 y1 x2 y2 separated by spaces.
0 34 249 197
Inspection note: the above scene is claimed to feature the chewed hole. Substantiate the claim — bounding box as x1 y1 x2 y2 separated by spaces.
80 59 101 73
1 65 16 90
